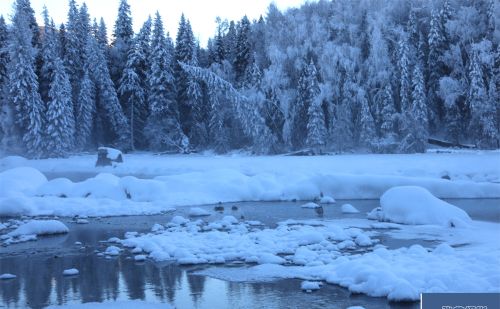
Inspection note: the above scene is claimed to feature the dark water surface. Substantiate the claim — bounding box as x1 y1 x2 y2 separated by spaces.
1 200 499 309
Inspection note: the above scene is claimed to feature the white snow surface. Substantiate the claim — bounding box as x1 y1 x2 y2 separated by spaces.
370 186 472 226
7 220 68 237
0 152 498 216
46 300 172 309
114 215 500 301
188 207 211 216
301 202 321 208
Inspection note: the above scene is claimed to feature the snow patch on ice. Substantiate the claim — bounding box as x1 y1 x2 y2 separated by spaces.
62 268 79 276
341 204 359 214
188 207 210 217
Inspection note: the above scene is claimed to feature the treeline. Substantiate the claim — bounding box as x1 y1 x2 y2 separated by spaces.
0 0 498 158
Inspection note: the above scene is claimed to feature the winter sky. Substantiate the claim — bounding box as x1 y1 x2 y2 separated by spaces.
0 0 307 45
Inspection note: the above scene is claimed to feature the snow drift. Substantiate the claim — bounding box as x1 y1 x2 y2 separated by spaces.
370 186 472 226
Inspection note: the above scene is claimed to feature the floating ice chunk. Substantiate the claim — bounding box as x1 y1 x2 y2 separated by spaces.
301 202 321 209
376 186 472 226
151 223 164 232
8 220 68 237
301 280 321 291
170 216 189 225
107 237 121 243
131 247 143 254
319 195 335 204
105 246 121 256
0 273 16 280
354 234 372 247
63 268 79 276
74 241 82 246
188 207 210 217
76 219 89 224
341 204 360 214
134 255 146 261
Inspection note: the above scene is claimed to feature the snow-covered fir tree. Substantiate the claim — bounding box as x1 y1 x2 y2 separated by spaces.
5 1 44 157
44 57 75 157
234 16 251 85
110 0 133 89
75 70 95 150
145 12 187 152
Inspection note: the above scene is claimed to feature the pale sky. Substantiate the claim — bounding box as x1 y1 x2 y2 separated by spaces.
0 0 307 46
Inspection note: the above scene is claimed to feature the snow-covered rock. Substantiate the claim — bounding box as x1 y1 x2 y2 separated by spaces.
8 220 68 237
170 216 189 225
96 147 123 167
341 204 360 214
188 207 210 217
372 186 472 226
62 268 79 276
0 273 16 280
134 254 147 261
301 202 321 209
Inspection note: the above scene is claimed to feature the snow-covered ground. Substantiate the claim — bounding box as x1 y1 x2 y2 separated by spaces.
0 152 499 217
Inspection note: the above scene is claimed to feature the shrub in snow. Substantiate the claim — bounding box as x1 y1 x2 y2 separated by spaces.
301 202 321 209
373 186 472 226
95 147 123 167
341 204 360 214
8 220 68 237
62 268 79 276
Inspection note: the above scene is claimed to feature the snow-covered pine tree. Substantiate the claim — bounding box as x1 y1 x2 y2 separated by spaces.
293 60 320 149
468 52 496 148
45 57 75 157
6 1 44 157
263 87 285 146
358 88 376 149
64 0 81 100
58 23 67 60
40 7 59 104
85 35 131 150
180 62 274 154
234 16 251 85
175 15 199 140
398 35 411 113
95 18 109 59
118 42 146 150
110 0 133 89
75 70 95 150
0 16 8 97
306 97 327 154
145 12 187 152
400 61 428 153
207 88 229 153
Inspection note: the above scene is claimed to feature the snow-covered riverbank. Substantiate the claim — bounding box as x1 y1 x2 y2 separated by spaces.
0 152 499 217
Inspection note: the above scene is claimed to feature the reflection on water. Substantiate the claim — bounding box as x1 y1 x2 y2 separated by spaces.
0 252 419 309
1 199 498 309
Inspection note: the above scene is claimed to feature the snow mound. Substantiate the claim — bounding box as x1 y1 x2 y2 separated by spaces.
105 246 122 256
188 207 210 217
8 220 69 237
373 186 472 226
301 202 321 209
62 268 79 276
0 167 47 199
0 273 16 280
341 204 360 214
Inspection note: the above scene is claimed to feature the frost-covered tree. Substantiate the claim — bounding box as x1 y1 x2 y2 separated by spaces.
75 70 95 149
118 42 146 150
293 60 320 149
306 98 326 154
234 16 251 85
358 89 376 148
44 58 75 157
85 35 131 149
145 12 187 152
398 36 411 113
5 1 44 157
468 52 496 148
110 0 133 88
400 62 428 153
